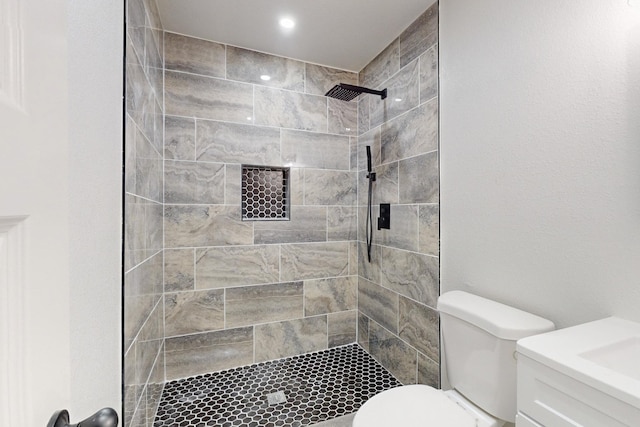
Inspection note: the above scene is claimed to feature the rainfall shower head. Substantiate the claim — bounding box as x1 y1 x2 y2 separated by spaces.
325 83 387 102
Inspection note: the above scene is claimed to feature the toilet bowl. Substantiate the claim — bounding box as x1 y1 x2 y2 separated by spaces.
352 385 503 427
352 291 555 427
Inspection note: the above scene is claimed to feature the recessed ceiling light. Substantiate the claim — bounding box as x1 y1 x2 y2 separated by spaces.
279 17 295 29
260 75 271 81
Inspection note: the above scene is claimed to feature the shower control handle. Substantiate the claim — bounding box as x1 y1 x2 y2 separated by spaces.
378 203 390 230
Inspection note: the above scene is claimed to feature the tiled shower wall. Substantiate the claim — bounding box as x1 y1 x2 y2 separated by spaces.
356 3 440 387
161 32 361 381
124 0 165 426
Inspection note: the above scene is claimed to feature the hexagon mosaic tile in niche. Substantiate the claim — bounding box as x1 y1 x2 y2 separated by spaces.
154 344 401 427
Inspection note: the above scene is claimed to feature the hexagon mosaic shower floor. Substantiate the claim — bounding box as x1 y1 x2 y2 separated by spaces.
154 344 401 427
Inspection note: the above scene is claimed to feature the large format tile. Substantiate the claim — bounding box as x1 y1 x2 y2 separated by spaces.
418 352 440 388
196 120 281 165
328 98 357 136
359 39 400 90
165 327 254 381
304 276 357 316
370 60 420 128
419 204 439 256
380 247 439 308
281 130 350 170
304 169 356 206
164 160 225 204
328 311 357 347
254 316 328 362
164 289 225 337
225 282 304 328
164 248 195 292
358 240 381 283
195 245 279 289
369 321 417 385
399 3 438 68
358 313 370 352
164 116 195 160
398 151 439 204
280 242 350 281
357 127 381 172
380 99 438 164
254 86 327 132
305 63 358 96
327 206 357 241
165 71 253 123
164 205 252 248
227 46 304 91
358 277 398 334
377 204 419 251
399 296 439 362
254 206 327 244
358 162 398 207
164 32 225 77
420 44 438 103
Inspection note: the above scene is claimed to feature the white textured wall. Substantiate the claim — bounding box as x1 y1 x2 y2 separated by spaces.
440 0 640 328
67 0 123 420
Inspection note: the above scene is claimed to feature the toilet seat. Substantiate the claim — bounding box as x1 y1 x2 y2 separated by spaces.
352 385 476 427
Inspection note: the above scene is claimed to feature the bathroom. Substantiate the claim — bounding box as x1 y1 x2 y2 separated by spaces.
1 0 639 426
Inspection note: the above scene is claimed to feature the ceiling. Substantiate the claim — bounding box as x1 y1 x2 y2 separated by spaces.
155 0 437 72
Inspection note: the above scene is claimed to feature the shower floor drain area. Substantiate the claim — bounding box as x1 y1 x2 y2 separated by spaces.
153 344 401 427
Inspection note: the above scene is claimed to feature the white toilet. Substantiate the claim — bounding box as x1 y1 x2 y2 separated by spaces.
353 291 555 427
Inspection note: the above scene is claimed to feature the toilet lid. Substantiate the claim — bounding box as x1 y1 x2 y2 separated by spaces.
353 385 476 427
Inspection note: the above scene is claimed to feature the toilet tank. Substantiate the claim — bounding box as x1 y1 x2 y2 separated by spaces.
437 291 554 423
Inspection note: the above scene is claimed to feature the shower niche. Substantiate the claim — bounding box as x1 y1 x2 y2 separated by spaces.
241 165 290 221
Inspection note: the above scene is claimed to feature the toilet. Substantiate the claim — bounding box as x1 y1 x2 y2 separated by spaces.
353 291 555 427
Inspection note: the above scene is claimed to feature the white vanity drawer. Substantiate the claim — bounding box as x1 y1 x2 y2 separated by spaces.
517 354 640 427
515 413 543 427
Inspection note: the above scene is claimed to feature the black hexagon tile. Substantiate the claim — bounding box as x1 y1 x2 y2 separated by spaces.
154 344 401 427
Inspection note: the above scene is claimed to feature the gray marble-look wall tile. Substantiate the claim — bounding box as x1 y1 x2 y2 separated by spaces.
226 282 304 328
420 44 438 103
165 327 254 381
370 60 420 128
359 39 400 90
124 253 163 351
328 311 357 347
358 277 398 334
358 240 381 283
124 195 150 270
350 137 358 172
196 245 279 289
135 301 163 392
378 204 419 252
255 316 328 362
349 240 358 276
254 206 327 244
304 276 357 316
125 116 136 194
143 0 162 31
380 246 439 308
164 116 195 160
165 71 253 123
369 321 417 385
289 168 304 206
123 347 137 424
304 169 356 206
358 162 399 207
196 120 281 165
227 46 304 91
164 160 225 204
400 3 438 68
281 130 350 170
328 206 357 241
358 313 370 351
164 205 252 248
357 127 381 172
126 0 146 65
280 242 350 282
225 164 242 206
358 95 370 136
254 86 327 132
164 289 225 337
381 99 438 164
398 151 439 204
328 98 357 136
146 201 163 258
418 352 440 388
399 296 439 362
305 63 358 96
164 248 194 292
164 32 225 78
419 204 439 256
133 116 162 204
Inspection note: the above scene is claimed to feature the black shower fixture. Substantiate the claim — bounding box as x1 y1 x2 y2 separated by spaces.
325 83 387 102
